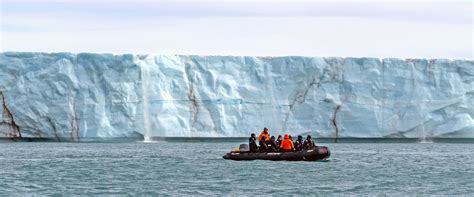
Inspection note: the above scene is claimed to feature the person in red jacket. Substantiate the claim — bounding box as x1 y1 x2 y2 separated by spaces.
280 134 294 152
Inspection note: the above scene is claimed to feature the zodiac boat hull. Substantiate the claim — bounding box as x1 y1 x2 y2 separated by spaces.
223 146 330 161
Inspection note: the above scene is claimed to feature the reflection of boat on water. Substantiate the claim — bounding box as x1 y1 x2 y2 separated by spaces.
223 145 330 161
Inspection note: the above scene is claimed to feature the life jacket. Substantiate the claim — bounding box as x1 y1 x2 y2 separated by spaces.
258 132 270 142
280 139 294 151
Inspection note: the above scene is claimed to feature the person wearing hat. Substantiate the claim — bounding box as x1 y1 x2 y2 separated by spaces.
248 133 258 153
259 135 269 152
279 134 294 152
294 135 304 151
267 136 279 152
276 135 283 147
304 135 316 149
258 127 271 143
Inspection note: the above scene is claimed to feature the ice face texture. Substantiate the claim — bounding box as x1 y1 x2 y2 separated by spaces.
0 52 473 139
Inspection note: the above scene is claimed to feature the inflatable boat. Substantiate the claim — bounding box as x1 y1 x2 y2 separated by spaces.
223 144 330 161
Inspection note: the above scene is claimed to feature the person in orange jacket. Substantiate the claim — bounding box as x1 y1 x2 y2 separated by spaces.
258 127 271 142
280 134 294 152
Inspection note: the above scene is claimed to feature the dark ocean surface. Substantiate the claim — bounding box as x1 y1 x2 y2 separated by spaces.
0 141 472 195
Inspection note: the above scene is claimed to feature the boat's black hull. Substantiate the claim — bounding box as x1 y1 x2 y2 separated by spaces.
223 146 330 161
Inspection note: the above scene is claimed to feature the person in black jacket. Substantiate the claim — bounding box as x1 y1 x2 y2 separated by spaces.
249 133 258 153
267 136 279 152
259 136 268 152
303 135 316 149
294 135 304 151
276 135 283 147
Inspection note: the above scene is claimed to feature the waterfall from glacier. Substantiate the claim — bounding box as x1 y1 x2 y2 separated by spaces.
419 101 428 142
140 58 153 142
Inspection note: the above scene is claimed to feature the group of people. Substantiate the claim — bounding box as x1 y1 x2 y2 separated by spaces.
248 128 317 153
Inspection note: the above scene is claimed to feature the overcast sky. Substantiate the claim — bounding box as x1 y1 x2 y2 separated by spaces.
1 0 472 59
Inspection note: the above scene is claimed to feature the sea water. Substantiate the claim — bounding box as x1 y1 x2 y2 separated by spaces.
0 142 472 195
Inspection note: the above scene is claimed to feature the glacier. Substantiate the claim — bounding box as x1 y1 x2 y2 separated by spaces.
0 52 473 140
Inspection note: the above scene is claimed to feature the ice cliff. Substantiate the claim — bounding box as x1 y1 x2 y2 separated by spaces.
0 52 473 140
